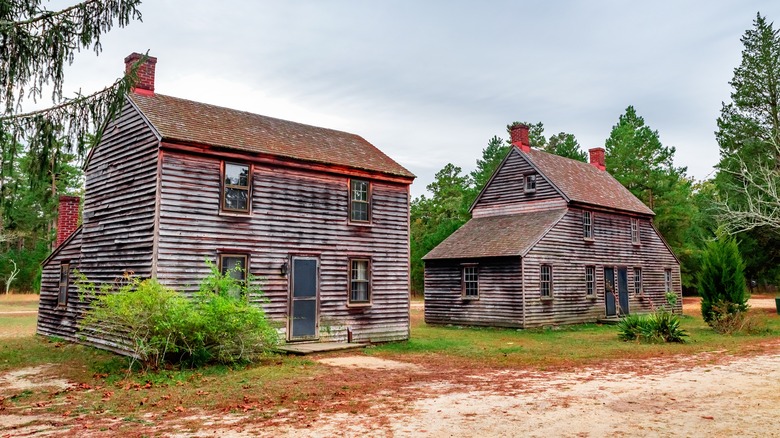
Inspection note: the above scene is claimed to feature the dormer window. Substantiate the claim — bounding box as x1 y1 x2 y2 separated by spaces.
524 174 537 193
583 211 593 240
222 162 251 213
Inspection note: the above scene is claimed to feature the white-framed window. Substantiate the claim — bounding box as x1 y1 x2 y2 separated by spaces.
462 265 479 299
524 174 537 193
349 179 371 223
58 263 69 307
540 264 552 298
586 266 595 296
583 211 593 240
664 269 673 292
631 218 640 245
222 162 251 213
633 267 642 294
349 258 371 304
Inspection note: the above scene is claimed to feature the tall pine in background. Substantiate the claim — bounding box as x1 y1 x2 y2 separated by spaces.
715 13 780 288
604 106 699 289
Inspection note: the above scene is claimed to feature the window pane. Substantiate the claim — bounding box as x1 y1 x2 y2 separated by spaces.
350 260 370 303
351 201 368 222
225 188 248 211
351 180 368 201
225 163 249 187
221 256 246 282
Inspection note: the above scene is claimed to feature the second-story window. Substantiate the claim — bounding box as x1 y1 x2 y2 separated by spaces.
223 162 251 213
631 218 640 245
583 211 593 240
350 179 371 223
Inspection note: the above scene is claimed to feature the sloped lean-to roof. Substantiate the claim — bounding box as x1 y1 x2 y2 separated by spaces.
129 93 415 180
423 209 567 260
524 148 654 216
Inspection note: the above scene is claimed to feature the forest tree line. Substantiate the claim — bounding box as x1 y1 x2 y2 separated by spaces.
411 14 780 296
1 12 780 298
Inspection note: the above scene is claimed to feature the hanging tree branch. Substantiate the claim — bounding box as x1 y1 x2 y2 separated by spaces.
0 0 143 160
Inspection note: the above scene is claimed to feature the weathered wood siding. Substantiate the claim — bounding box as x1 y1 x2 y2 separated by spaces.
472 149 563 217
38 103 160 346
79 102 160 284
522 208 681 327
37 230 83 341
424 257 523 327
155 150 410 342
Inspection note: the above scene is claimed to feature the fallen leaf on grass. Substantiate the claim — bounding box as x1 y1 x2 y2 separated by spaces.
702 416 714 420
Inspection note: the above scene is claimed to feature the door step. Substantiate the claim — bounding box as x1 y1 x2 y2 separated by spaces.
275 342 368 355
597 317 622 325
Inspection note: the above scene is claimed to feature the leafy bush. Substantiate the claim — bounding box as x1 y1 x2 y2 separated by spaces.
78 264 278 370
617 311 687 343
697 233 748 325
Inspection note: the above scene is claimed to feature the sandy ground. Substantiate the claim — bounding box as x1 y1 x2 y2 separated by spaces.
2 295 780 437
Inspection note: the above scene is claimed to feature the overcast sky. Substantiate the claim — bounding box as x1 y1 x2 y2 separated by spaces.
59 0 780 197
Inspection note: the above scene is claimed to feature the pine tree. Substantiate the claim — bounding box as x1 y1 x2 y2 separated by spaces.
697 232 748 324
0 0 143 166
544 132 587 162
715 13 780 233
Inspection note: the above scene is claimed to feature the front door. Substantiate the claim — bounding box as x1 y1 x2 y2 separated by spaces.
289 257 319 341
617 267 630 315
604 267 616 317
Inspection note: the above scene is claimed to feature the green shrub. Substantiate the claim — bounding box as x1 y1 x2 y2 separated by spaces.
78 264 278 370
617 314 645 342
708 302 766 335
617 311 687 343
697 232 748 325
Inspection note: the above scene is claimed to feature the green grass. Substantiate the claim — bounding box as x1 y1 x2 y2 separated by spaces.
369 310 780 368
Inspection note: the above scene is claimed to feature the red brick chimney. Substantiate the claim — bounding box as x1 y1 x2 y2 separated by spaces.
510 123 531 152
56 195 80 247
124 52 157 96
589 147 606 171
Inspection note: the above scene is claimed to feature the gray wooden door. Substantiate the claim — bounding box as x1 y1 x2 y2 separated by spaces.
617 267 630 315
289 257 319 341
604 267 616 317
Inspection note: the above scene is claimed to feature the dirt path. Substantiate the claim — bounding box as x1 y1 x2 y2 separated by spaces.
253 349 780 437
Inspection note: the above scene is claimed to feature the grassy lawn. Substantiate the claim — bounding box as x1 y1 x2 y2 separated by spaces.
0 295 778 434
367 307 780 369
0 293 40 312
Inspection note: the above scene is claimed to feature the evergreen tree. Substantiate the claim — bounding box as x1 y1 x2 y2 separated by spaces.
604 105 699 287
697 232 748 324
0 0 143 167
544 132 587 162
714 13 780 287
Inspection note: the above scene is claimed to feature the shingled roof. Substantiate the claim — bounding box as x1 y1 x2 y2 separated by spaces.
423 209 567 260
524 148 654 216
129 93 414 179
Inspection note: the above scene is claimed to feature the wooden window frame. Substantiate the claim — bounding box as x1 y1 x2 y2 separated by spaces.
633 267 642 295
461 264 479 300
583 210 594 240
57 262 69 308
631 218 640 245
585 265 595 297
664 269 673 292
540 264 553 299
348 258 372 306
524 173 537 193
221 161 252 214
218 254 249 300
349 179 371 224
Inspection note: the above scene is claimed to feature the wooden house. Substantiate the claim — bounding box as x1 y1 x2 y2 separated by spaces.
38 53 415 349
423 124 681 328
